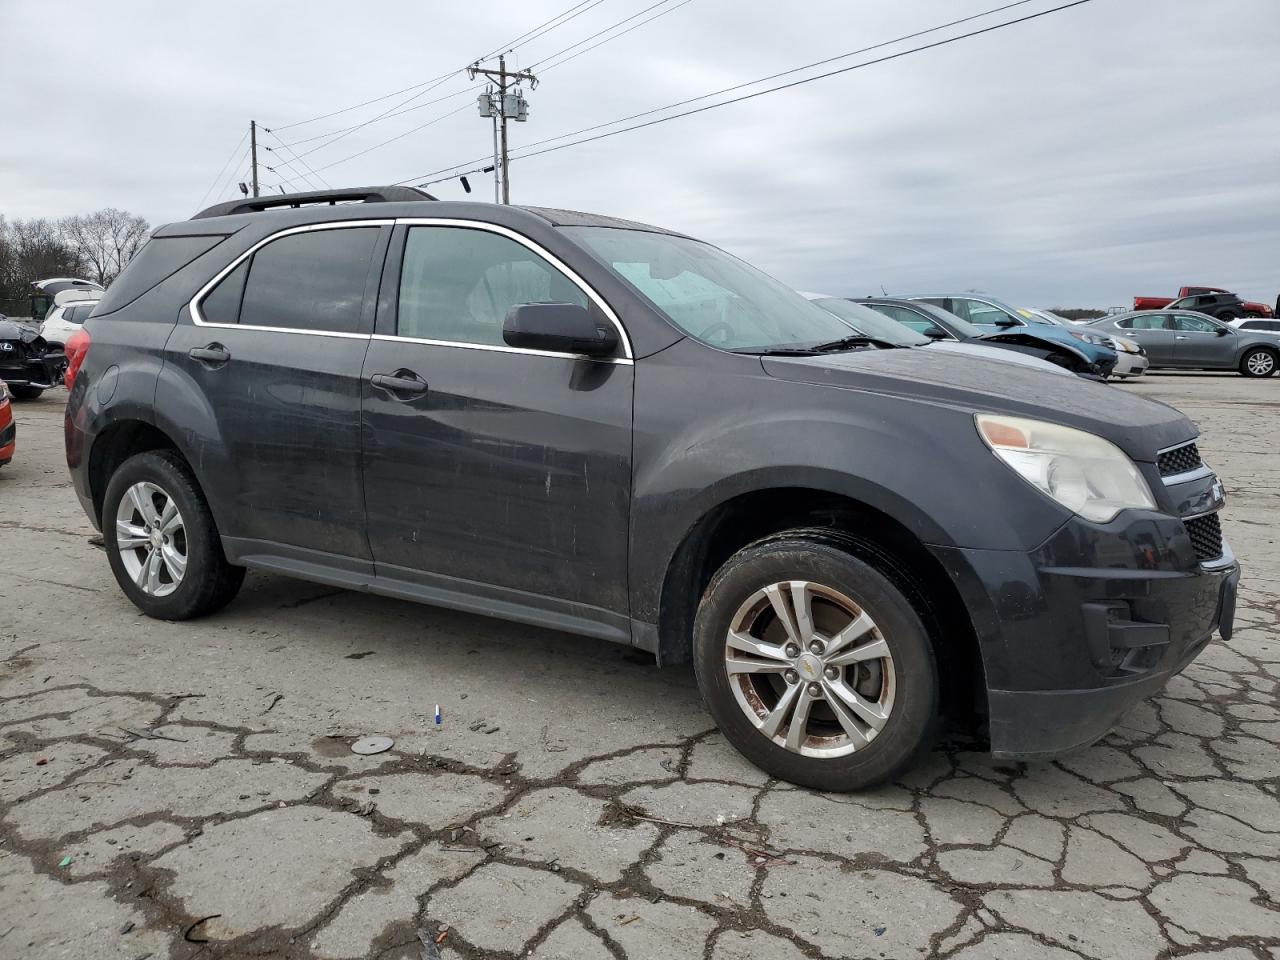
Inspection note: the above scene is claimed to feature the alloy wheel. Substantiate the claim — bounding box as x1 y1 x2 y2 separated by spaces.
723 580 896 757
115 481 187 597
1247 351 1275 376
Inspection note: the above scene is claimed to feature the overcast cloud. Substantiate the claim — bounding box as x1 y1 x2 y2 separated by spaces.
3 0 1277 307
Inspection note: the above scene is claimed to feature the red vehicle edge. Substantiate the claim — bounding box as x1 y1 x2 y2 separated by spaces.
1134 286 1274 317
0 383 15 467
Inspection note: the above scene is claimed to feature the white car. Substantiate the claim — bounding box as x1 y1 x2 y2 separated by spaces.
1229 317 1280 336
40 291 101 347
1024 308 1147 378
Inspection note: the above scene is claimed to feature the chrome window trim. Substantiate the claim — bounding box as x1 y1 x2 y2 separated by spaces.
389 217 634 360
188 220 394 339
370 334 632 365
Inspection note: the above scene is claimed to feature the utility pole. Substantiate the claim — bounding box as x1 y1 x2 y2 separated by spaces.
249 120 260 198
468 58 535 203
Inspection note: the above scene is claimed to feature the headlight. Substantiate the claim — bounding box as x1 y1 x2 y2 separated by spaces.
976 414 1156 522
1069 330 1109 347
0 381 9 400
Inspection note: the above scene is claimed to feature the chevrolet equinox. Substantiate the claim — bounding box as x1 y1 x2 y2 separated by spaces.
64 187 1240 790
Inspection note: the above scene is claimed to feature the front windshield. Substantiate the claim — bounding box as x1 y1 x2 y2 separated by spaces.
813 298 928 346
564 226 854 351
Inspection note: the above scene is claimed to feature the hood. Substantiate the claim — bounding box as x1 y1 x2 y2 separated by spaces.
761 348 1193 461
928 339 1073 375
0 319 43 342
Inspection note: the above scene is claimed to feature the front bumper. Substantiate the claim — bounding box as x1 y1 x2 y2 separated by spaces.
0 352 66 388
1113 352 1149 377
932 507 1239 758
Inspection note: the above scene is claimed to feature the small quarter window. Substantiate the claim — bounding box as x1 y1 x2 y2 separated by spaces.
200 260 248 325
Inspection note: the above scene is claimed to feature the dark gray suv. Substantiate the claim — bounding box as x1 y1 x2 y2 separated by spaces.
64 188 1239 790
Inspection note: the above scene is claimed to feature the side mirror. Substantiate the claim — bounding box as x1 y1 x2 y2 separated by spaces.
923 327 948 340
503 302 619 357
1216 327 1230 336
993 318 1020 328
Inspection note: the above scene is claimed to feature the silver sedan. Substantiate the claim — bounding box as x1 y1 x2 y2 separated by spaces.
1088 310 1280 378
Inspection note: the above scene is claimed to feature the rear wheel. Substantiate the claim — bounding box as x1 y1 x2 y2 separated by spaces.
692 533 939 791
1241 348 1277 378
103 450 244 619
9 385 43 400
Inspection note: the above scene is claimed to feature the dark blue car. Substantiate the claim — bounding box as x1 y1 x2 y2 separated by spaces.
906 294 1117 378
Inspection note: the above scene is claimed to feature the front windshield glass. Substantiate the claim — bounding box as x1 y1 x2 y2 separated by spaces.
813 298 928 346
563 226 854 350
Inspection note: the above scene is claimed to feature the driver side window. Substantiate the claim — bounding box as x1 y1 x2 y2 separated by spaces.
1172 314 1220 333
397 226 587 345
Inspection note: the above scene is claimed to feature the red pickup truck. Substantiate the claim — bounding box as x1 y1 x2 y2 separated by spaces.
1134 286 1273 317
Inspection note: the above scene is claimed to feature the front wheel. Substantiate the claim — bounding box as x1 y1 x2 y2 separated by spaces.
692 533 939 791
1241 348 1278 378
103 450 244 619
9 385 43 400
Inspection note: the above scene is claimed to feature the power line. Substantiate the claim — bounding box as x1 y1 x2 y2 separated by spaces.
522 0 1041 153
399 0 1094 185
263 129 332 188
196 130 250 209
275 100 477 184
531 0 691 71
269 0 605 135
480 0 611 62
273 85 483 149
514 0 1097 164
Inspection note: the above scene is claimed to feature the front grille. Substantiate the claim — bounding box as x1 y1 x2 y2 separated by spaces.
1158 442 1202 478
1186 513 1223 562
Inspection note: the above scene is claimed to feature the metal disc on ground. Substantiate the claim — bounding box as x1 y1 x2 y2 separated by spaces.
351 736 394 755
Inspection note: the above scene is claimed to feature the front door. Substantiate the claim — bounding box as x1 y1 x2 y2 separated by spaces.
1170 312 1233 368
360 222 634 636
166 222 388 562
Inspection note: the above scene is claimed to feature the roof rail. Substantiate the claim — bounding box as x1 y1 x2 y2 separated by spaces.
191 185 438 220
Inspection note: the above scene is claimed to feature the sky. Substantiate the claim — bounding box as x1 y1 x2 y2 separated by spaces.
3 0 1278 308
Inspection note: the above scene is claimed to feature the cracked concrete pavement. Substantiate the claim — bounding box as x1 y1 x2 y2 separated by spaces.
1 374 1277 960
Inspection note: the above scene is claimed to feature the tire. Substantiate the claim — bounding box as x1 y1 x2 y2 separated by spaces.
1240 347 1278 378
1217 309 1243 322
102 450 244 619
692 531 939 791
9 385 43 401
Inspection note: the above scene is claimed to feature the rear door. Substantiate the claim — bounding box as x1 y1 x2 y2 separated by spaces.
1117 313 1177 364
166 221 389 565
359 221 634 638
1171 312 1233 368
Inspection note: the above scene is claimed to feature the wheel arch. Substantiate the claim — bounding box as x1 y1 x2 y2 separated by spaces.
654 485 985 720
87 419 186 526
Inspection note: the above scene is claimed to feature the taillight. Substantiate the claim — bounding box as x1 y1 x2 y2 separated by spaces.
64 328 91 391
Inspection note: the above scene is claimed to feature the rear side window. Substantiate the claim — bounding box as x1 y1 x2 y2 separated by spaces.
237 227 380 334
66 303 96 323
94 235 227 315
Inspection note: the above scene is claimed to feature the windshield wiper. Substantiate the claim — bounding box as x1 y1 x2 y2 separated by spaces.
808 334 900 352
730 346 822 356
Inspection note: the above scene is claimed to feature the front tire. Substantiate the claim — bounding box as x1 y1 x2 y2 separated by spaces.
692 532 939 791
103 450 244 619
1241 347 1277 378
9 385 43 400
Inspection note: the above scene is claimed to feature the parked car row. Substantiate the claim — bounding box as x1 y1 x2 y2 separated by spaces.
62 186 1239 792
1134 285 1273 320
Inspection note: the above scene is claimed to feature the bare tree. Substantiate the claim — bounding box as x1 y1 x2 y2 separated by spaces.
0 217 85 301
60 208 150 286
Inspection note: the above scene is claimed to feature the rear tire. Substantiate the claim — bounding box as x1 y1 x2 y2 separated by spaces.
692 531 939 791
103 450 244 619
1240 347 1277 378
9 385 43 400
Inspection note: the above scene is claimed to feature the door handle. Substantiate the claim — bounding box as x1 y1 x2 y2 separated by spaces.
1175 335 1190 341
189 344 230 365
371 371 429 397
